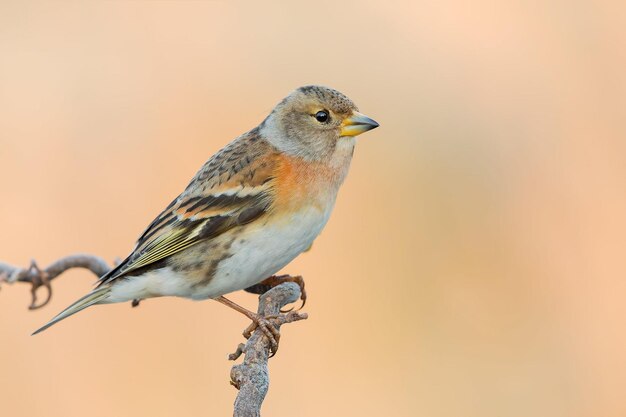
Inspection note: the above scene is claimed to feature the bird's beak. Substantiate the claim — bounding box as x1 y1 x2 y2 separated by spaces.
340 111 380 137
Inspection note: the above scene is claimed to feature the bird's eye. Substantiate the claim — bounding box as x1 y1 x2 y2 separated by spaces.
314 110 329 123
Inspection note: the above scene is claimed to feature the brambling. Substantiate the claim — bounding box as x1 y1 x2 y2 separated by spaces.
33 86 379 346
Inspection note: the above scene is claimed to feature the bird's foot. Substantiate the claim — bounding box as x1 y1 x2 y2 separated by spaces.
217 292 307 358
242 313 281 356
216 296 281 356
245 274 307 312
239 311 307 358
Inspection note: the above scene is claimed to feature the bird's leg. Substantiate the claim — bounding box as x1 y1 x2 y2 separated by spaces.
244 274 306 312
215 296 281 355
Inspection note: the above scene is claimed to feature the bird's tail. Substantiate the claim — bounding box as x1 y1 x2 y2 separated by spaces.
31 286 111 335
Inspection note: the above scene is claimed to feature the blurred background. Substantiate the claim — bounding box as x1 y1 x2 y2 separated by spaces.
0 1 625 416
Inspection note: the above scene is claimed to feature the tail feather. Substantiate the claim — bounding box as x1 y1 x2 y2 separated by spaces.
31 286 111 335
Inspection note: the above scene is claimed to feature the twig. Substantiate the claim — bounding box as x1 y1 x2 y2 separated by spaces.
0 254 111 309
1 255 308 416
229 282 308 417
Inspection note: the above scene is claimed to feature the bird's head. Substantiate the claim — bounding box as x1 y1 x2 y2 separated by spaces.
260 85 379 160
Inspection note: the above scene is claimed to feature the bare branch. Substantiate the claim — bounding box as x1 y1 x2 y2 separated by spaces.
230 282 308 417
1 255 308 416
0 254 111 309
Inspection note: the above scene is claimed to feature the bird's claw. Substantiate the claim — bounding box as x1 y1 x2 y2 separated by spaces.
279 275 306 313
245 274 307 313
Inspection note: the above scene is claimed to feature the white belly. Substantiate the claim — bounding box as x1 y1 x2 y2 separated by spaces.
107 267 195 302
198 204 332 299
106 204 334 303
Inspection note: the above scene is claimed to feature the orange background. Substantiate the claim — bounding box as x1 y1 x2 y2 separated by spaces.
1 2 625 416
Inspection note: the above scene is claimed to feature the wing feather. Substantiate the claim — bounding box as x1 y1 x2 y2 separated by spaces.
97 132 277 286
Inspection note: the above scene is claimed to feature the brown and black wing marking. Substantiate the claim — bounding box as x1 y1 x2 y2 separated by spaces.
97 129 278 287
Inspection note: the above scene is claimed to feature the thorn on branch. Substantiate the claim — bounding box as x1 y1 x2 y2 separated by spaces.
229 343 246 361
27 260 52 310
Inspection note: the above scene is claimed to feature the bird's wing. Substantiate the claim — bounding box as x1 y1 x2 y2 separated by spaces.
98 133 278 286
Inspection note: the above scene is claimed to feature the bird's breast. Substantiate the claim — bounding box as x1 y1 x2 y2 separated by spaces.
272 143 353 212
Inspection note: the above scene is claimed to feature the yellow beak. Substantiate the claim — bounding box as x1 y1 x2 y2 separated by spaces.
340 111 380 137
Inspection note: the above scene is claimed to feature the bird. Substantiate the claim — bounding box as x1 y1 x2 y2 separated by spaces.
32 85 379 349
